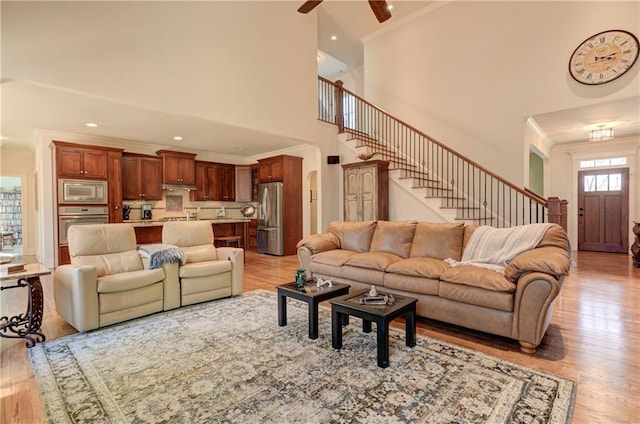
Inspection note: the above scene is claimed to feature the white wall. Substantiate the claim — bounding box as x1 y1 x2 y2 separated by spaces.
550 136 639 250
0 147 36 257
363 1 640 185
2 1 319 144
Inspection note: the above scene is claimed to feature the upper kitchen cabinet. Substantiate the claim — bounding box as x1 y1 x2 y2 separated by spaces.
257 155 306 184
191 161 217 201
235 165 252 202
257 156 285 183
191 161 235 201
218 164 235 201
156 150 196 186
122 153 163 201
53 141 118 179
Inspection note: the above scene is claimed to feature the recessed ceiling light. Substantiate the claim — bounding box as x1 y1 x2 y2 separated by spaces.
85 122 98 128
330 35 337 41
173 136 183 141
387 4 394 11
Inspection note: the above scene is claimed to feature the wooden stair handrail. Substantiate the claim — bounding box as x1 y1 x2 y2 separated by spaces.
321 76 550 206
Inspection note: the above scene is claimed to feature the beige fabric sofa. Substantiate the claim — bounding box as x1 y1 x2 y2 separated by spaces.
297 220 572 352
162 221 244 306
54 224 180 332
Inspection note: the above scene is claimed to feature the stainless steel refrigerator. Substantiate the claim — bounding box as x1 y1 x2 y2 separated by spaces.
257 182 284 255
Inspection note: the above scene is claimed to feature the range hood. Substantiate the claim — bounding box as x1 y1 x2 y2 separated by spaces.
162 183 198 191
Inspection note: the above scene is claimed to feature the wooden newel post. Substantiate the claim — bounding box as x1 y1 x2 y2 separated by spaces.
547 197 568 232
334 80 344 133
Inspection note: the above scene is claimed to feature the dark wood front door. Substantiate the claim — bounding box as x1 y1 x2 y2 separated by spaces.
578 167 629 253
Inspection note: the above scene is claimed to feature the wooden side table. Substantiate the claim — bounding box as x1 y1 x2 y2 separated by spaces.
330 289 417 368
277 280 350 339
0 263 51 348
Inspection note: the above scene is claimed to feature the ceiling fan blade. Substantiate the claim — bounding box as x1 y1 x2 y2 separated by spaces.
368 0 392 23
298 1 324 14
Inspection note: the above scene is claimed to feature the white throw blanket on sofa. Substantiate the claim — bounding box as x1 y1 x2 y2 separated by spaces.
445 223 553 273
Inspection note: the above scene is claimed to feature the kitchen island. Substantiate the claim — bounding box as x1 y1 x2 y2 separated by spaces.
128 219 253 249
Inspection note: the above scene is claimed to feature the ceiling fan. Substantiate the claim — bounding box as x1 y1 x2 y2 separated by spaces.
297 0 392 23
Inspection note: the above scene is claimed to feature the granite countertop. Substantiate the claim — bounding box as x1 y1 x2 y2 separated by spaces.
125 218 252 227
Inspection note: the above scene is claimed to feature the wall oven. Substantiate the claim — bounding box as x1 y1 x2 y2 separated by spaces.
58 206 109 246
58 179 108 204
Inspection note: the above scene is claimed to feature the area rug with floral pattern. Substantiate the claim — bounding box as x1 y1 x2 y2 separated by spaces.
30 290 575 423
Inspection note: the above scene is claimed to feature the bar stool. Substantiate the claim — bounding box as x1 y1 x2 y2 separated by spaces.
216 235 242 248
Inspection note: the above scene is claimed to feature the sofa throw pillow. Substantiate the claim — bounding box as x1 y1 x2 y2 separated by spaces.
410 222 465 260
369 220 417 258
328 220 377 253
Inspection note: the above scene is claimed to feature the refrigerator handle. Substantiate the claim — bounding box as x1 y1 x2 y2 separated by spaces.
261 186 269 224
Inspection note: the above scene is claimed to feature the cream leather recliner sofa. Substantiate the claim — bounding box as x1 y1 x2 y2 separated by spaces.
54 223 180 332
162 221 244 306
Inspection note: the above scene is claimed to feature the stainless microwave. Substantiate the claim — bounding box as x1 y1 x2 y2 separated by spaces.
58 179 108 204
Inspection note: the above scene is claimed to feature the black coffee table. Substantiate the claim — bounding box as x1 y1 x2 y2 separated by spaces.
330 289 417 368
277 280 350 339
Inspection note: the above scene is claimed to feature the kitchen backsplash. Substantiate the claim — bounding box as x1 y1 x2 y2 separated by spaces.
123 190 256 221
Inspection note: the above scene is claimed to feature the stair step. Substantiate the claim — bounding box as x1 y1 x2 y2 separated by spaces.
440 206 480 210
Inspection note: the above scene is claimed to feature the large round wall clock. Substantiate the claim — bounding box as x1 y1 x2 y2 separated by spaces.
569 29 639 85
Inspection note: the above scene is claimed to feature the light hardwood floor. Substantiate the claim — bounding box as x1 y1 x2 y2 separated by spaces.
1 251 638 423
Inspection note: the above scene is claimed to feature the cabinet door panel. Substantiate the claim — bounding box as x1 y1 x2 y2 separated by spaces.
82 150 109 179
163 155 181 184
180 157 196 185
140 158 162 200
57 148 84 177
122 157 142 200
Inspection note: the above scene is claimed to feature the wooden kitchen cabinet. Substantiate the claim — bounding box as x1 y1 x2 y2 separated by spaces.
122 153 163 200
156 150 196 185
108 151 123 223
248 219 257 251
342 160 389 221
218 164 235 201
191 161 217 201
235 166 252 202
191 161 235 201
53 141 117 179
257 156 285 183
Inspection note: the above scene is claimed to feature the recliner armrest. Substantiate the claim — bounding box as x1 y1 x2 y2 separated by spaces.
216 247 244 295
53 265 100 332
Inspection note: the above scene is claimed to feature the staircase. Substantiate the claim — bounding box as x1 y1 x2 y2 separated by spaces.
319 77 567 228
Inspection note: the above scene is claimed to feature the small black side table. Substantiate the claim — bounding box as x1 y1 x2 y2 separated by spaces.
277 280 350 339
0 263 51 348
330 289 417 368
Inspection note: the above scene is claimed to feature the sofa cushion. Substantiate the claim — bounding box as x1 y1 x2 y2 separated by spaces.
311 249 358 267
345 252 402 271
440 265 516 292
309 262 344 279
163 221 214 246
181 245 218 263
384 273 439 296
97 268 165 293
328 221 377 253
179 260 232 278
439 281 514 312
386 257 449 279
68 223 137 256
73 251 144 278
342 266 386 285
504 246 571 282
369 220 417 258
409 222 465 260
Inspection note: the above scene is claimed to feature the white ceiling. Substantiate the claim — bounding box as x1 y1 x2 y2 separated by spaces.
1 1 638 157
